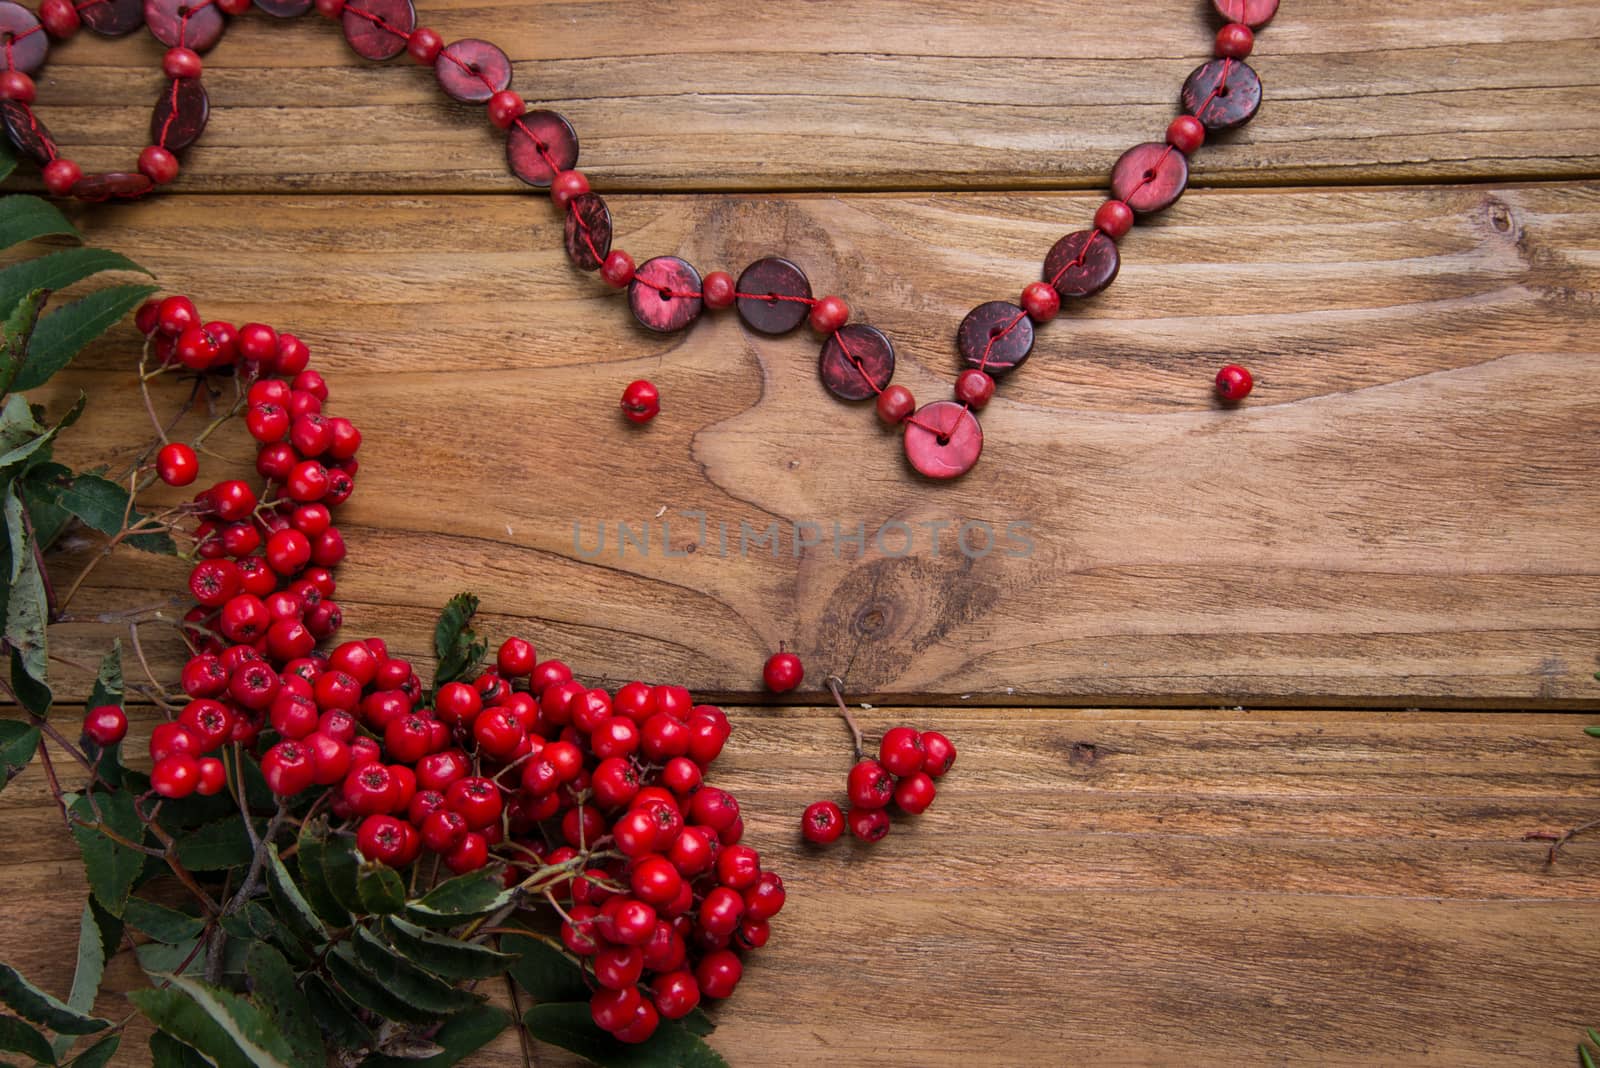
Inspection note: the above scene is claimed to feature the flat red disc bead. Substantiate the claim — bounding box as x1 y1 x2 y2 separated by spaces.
735 257 812 335
436 39 512 103
144 0 225 50
818 324 895 401
1043 229 1120 299
904 401 982 480
629 256 705 334
1 100 57 165
1182 58 1262 131
563 192 612 271
150 77 209 151
507 110 578 188
701 271 735 309
71 172 155 201
1212 0 1276 29
342 0 416 61
0 3 49 73
1109 142 1188 216
79 0 143 36
957 301 1034 377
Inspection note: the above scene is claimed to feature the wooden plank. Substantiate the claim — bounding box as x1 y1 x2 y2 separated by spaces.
29 181 1600 706
12 0 1600 194
2 707 1596 1066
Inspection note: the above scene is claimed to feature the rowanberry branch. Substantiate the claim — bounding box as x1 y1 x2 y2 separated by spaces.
825 675 865 762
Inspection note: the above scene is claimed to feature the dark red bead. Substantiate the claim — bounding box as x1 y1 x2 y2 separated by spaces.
955 368 994 409
957 301 1034 377
1 101 55 165
1166 114 1206 154
818 324 895 402
702 271 735 309
42 159 81 197
80 0 143 35
139 146 180 185
38 0 80 37
436 39 511 103
1109 142 1188 215
735 257 812 335
808 295 849 334
0 4 48 73
407 25 441 62
341 0 416 61
629 256 704 333
904 401 982 480
1211 0 1276 29
1182 59 1262 131
1020 280 1060 323
1043 229 1120 300
1093 200 1134 240
550 169 589 208
150 78 209 151
507 109 579 188
162 47 202 80
600 250 635 288
0 72 36 104
144 0 225 51
486 89 524 129
72 172 154 201
215 0 250 13
1215 22 1254 59
564 192 612 272
876 385 915 425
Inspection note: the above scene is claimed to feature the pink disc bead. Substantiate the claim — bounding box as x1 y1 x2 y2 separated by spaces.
1093 200 1134 240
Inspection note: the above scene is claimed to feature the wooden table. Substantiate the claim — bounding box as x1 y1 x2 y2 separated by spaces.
4 1 1599 1064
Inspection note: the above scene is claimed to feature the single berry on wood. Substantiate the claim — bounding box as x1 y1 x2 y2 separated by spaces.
1215 363 1254 402
156 442 198 486
802 799 844 844
763 651 803 693
621 379 660 424
920 730 957 776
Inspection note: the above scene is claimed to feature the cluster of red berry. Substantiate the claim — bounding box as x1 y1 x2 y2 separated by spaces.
802 727 956 845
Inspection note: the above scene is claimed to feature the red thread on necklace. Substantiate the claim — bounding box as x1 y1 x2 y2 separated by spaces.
976 310 1027 372
567 200 605 265
832 328 884 395
156 78 181 147
1047 228 1102 289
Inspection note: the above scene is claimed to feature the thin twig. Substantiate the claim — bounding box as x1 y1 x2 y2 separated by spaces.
1526 818 1600 864
825 675 866 762
505 974 535 1068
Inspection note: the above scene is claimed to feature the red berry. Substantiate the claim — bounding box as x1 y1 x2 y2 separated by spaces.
762 651 803 692
195 757 227 796
496 636 537 677
590 717 640 761
305 731 352 786
687 786 740 831
847 806 891 842
151 754 200 798
149 721 200 762
262 740 317 795
594 943 645 991
592 756 641 809
920 730 957 776
384 714 434 764
877 725 926 776
357 814 409 865
156 296 199 337
620 379 660 424
715 844 761 890
82 705 127 747
955 368 995 409
846 758 895 810
893 771 937 814
156 442 199 486
602 897 658 946
801 799 844 844
630 855 683 906
473 708 525 761
743 871 785 921
445 776 503 830
435 681 482 725
694 948 743 999
651 971 701 1019
661 756 702 795
1215 363 1254 402
180 698 234 751
590 987 642 1033
613 998 660 1045
445 832 488 873
344 762 401 816
698 885 745 937
421 809 468 853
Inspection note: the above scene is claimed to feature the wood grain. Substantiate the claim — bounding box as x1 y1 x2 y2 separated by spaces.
2 707 1596 1067
6 0 1597 195
31 180 1600 706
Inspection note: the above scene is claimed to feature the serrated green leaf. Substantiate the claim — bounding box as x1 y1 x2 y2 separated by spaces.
53 902 107 1059
20 469 70 550
0 720 38 792
67 791 144 916
361 1004 510 1068
244 943 323 1068
0 248 150 318
302 975 373 1053
122 898 205 944
264 844 326 944
12 284 156 392
130 986 262 1068
325 944 441 1026
54 473 176 554
292 819 349 927
84 642 121 713
148 1029 211 1068
63 1030 118 1068
233 901 310 968
157 974 299 1068
522 1002 730 1068
404 866 512 928
0 1013 55 1064
432 592 485 688
175 817 258 871
349 927 481 1016
0 963 107 1036
317 832 366 916
357 862 406 915
502 933 586 1003
0 288 48 397
5 505 49 713
384 917 518 981
0 196 76 252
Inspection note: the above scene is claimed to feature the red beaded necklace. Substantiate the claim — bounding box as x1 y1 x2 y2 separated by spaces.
0 0 1279 479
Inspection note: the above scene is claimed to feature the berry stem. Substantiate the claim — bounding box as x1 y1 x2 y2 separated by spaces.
825 675 865 762
1525 817 1600 864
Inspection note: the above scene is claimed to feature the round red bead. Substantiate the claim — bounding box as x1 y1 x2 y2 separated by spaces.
38 0 80 37
1093 200 1134 240
955 369 995 409
808 295 849 334
407 26 443 64
315 0 344 17
487 90 524 129
216 0 250 12
1166 114 1206 155
0 72 36 104
1216 22 1254 58
600 250 636 288
551 169 589 208
875 384 915 426
163 47 202 80
138 146 180 185
702 271 736 309
1020 281 1059 323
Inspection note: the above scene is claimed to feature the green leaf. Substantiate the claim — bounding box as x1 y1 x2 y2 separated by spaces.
0 1013 55 1065
362 1004 510 1068
63 1031 119 1068
175 817 258 872
0 248 150 319
19 468 71 551
123 898 205 944
1585 726 1600 738
84 642 121 712
53 473 176 555
1582 1044 1598 1068
0 138 17 182
0 196 76 253
12 284 156 392
301 975 373 1053
348 927 482 1015
404 866 512 929
244 943 323 1068
324 944 441 1026
156 974 299 1068
502 933 586 1003
522 1002 730 1068
67 791 144 916
0 962 107 1036
384 917 518 981
5 496 50 714
316 831 366 916
231 901 310 967
130 985 272 1068
291 819 349 927
0 288 48 397
264 843 327 944
432 591 486 688
148 1029 211 1068
0 720 38 792
52 903 107 1059
357 862 407 915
